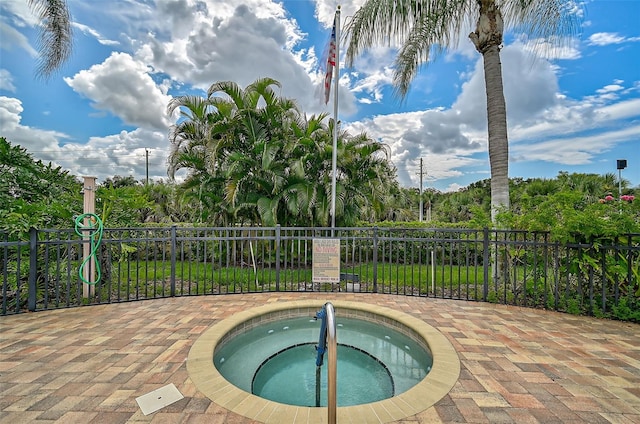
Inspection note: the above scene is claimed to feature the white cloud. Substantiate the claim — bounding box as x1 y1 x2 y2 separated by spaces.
0 0 40 27
73 129 170 181
0 96 23 126
0 69 16 92
445 183 465 193
313 0 366 29
0 96 70 154
518 36 581 60
64 52 174 131
72 22 120 46
596 84 624 94
349 66 394 103
132 2 356 115
346 109 485 188
0 96 170 182
512 124 640 165
588 32 626 46
595 97 640 122
0 20 38 57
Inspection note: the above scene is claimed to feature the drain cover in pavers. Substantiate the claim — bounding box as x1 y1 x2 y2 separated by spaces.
136 383 184 415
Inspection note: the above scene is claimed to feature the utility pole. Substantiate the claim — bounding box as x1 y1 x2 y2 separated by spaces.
145 148 149 185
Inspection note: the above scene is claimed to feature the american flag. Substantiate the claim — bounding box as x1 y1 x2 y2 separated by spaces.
324 16 337 104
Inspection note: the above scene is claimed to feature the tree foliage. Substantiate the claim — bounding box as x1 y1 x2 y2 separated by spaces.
0 137 81 238
498 172 640 242
167 78 399 227
373 172 639 242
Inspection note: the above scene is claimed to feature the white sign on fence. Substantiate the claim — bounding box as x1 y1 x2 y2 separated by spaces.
312 238 340 283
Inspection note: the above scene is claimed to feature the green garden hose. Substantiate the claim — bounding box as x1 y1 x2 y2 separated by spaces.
74 213 103 285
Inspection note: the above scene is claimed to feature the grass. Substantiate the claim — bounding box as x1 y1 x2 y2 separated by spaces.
24 256 637 322
100 260 486 300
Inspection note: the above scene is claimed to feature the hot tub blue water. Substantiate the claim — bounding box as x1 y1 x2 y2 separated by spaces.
214 316 433 407
252 343 394 406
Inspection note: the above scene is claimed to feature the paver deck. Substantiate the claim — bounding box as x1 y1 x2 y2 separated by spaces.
1 293 639 423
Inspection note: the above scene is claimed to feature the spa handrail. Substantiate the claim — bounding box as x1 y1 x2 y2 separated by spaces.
326 303 336 424
315 302 337 424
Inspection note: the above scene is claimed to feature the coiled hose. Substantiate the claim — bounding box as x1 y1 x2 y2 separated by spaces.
74 213 103 285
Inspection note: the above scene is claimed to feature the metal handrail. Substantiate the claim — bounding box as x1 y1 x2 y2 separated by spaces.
326 302 337 424
315 302 337 424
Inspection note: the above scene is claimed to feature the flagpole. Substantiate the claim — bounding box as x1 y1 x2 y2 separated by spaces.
330 6 340 234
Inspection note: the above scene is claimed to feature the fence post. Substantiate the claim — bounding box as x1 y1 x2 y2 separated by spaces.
601 246 607 314
553 241 560 311
483 227 489 302
28 227 38 312
626 235 634 303
275 225 281 291
588 245 595 315
372 227 378 293
170 225 177 297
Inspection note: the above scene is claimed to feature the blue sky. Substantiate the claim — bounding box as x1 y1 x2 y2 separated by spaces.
0 0 638 192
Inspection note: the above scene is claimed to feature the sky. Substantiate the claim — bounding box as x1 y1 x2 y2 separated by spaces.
0 0 639 193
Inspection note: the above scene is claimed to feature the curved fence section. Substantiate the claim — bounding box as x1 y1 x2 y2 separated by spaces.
1 227 638 320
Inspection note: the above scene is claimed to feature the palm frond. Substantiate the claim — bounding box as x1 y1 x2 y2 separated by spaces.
207 81 245 108
29 0 73 80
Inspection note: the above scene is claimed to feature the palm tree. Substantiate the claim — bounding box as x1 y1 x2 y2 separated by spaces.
27 0 73 79
556 172 627 204
285 113 335 226
168 78 304 225
167 92 239 224
338 131 396 224
167 77 401 226
344 0 582 223
208 78 303 225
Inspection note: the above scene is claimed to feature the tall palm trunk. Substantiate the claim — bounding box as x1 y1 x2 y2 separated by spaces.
483 44 510 223
470 0 510 289
470 0 510 223
482 46 511 290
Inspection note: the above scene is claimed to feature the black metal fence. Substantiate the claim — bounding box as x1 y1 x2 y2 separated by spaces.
2 227 639 319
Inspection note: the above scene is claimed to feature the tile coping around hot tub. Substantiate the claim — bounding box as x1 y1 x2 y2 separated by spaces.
187 300 460 424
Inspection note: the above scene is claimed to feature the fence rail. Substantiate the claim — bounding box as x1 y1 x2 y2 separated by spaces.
2 227 639 319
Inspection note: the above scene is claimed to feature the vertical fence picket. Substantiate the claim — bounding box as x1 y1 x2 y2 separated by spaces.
170 225 176 297
28 228 37 312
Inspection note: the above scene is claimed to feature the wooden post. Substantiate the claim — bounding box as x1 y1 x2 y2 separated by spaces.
82 176 97 298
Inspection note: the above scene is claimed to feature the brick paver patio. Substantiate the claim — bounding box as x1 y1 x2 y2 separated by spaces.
1 293 639 423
